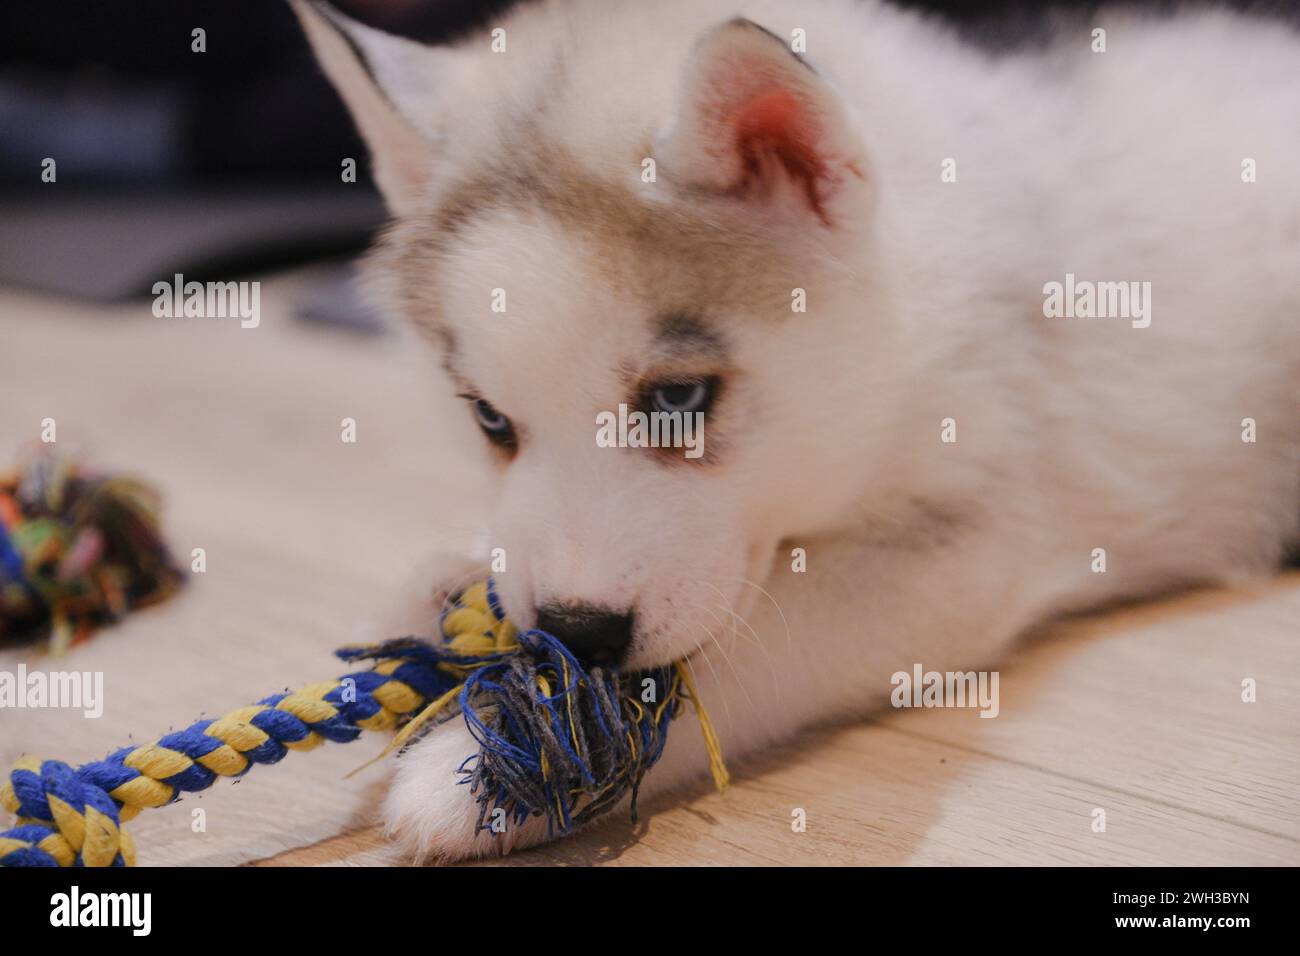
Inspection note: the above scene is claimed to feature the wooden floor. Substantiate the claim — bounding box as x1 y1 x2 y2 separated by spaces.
2 272 1297 866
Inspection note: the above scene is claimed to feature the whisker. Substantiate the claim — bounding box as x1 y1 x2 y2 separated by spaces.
679 577 783 700
714 575 793 654
691 580 742 645
695 617 758 719
689 593 782 703
694 595 739 649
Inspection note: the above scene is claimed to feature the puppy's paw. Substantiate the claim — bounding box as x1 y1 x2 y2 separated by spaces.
378 550 487 639
383 718 550 864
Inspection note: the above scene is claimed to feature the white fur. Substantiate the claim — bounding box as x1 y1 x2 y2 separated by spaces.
294 0 1300 863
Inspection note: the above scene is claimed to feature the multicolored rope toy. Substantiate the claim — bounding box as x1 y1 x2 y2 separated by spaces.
0 455 183 652
0 581 728 867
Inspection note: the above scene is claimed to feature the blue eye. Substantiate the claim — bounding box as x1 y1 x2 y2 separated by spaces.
650 380 714 415
471 398 516 448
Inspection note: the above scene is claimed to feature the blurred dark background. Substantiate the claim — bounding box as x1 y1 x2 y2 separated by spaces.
0 0 1295 305
0 0 524 191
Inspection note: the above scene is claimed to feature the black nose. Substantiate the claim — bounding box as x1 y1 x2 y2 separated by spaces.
534 603 634 667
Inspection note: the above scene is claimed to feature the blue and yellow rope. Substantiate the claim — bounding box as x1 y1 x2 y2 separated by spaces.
0 581 726 867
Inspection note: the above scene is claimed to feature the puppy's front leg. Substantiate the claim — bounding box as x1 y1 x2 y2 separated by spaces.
378 550 566 863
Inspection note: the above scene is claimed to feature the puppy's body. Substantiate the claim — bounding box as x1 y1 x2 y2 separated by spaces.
294 0 1300 861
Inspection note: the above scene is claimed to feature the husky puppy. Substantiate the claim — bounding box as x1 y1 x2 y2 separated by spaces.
291 0 1300 862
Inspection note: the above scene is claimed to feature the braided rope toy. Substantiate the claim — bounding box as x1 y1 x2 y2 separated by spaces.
0 581 728 867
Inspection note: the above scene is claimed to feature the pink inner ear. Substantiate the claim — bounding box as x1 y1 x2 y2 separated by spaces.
731 88 831 224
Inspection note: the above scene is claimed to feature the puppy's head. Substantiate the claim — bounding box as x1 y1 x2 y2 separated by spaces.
296 1 882 668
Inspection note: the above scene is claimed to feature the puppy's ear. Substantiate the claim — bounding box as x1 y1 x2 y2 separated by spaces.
654 18 866 226
290 0 452 214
